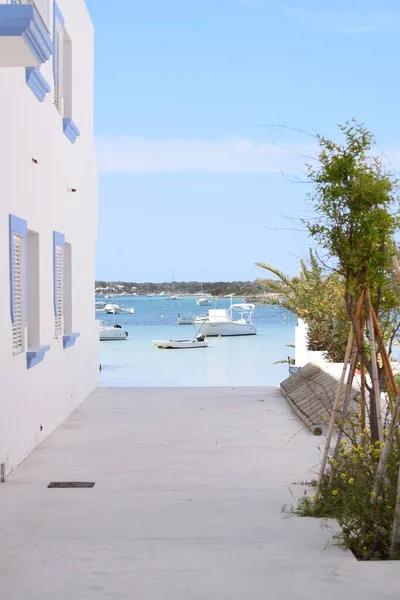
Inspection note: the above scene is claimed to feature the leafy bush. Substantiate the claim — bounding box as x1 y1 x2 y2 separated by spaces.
288 420 400 560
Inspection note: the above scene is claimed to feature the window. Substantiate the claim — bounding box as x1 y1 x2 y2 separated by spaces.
63 30 72 119
53 14 64 114
27 230 40 348
11 233 25 354
64 242 72 334
9 215 27 356
53 232 65 338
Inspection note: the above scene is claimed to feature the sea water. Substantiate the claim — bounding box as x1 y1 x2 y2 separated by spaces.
98 296 296 387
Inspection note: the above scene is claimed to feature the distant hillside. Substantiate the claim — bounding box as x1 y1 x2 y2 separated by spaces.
95 280 277 298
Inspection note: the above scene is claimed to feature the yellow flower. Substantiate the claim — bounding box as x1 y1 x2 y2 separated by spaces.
312 494 317 501
329 458 337 466
363 428 369 434
343 450 350 457
380 442 385 448
322 416 327 422
340 440 348 446
332 490 339 496
387 506 392 510
375 441 381 447
340 473 347 480
377 496 383 502
360 453 366 459
348 478 354 485
370 491 376 498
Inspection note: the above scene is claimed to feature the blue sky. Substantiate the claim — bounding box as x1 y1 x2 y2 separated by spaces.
86 0 400 282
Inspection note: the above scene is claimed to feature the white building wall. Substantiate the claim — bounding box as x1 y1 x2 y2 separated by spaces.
0 0 98 475
295 318 328 368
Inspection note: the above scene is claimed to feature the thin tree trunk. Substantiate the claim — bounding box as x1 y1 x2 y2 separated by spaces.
367 290 383 442
312 325 354 509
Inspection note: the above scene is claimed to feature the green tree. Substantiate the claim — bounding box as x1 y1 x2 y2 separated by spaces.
305 120 400 441
257 249 349 362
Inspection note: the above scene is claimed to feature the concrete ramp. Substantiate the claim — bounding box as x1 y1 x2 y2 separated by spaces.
281 362 359 435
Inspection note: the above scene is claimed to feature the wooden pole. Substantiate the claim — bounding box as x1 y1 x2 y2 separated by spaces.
391 458 400 557
372 391 400 500
359 306 367 435
366 290 383 442
312 325 354 508
328 344 358 486
370 307 398 400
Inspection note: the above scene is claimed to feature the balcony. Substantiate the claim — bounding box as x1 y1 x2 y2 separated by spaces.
0 1 52 68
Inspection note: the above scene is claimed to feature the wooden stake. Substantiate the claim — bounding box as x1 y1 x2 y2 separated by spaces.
372 391 400 500
370 307 398 400
328 344 358 486
366 290 383 442
391 458 400 557
312 325 354 508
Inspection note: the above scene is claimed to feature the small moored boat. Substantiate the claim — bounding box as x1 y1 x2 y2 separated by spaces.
99 321 129 341
153 335 208 349
177 313 194 325
197 297 213 306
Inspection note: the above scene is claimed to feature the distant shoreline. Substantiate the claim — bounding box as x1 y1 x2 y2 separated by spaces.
95 280 278 299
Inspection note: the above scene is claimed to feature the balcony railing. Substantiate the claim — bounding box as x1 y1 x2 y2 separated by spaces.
8 0 49 30
0 0 53 67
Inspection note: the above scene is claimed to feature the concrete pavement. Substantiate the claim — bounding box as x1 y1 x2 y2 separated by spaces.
0 386 399 599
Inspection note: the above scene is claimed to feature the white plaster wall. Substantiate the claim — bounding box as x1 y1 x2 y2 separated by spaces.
294 318 309 367
0 0 98 474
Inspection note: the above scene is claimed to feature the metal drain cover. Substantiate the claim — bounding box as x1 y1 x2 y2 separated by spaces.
48 482 95 488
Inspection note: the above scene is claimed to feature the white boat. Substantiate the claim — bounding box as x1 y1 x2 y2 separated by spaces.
177 313 194 325
197 297 213 306
194 303 256 336
153 338 208 349
196 268 213 306
105 303 120 314
99 321 128 341
104 303 135 315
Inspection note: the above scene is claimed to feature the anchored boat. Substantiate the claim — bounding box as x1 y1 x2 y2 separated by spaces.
194 303 256 336
153 335 208 349
99 321 128 341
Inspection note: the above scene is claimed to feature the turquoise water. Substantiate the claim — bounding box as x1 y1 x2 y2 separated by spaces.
98 296 296 387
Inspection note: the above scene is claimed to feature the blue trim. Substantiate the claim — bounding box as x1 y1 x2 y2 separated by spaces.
53 231 65 316
63 332 80 349
9 215 27 324
63 118 80 143
26 345 50 370
25 67 51 102
0 5 53 65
